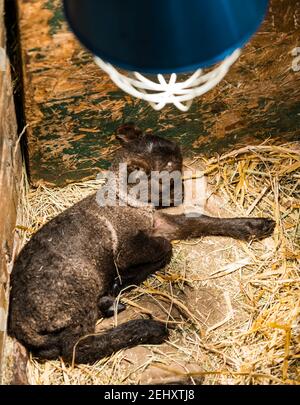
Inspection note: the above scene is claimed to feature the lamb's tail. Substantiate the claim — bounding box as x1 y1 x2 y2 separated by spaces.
61 319 168 364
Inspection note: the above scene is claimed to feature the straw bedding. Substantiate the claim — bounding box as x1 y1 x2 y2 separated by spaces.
8 141 300 385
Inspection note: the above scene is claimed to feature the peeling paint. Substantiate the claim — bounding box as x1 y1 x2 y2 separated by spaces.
18 0 300 187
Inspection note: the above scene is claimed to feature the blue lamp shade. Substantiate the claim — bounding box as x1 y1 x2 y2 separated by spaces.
63 0 269 74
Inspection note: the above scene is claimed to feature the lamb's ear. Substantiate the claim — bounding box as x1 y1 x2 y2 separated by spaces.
126 157 151 174
116 123 143 145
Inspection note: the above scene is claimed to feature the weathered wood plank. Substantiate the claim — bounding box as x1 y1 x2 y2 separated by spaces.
18 0 300 187
0 0 22 383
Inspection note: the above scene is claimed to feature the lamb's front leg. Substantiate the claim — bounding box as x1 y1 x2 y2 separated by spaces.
153 212 275 242
112 230 172 295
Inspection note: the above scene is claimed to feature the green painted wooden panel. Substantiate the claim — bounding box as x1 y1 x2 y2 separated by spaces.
18 0 300 186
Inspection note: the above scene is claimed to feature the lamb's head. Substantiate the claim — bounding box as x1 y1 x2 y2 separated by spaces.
112 123 183 208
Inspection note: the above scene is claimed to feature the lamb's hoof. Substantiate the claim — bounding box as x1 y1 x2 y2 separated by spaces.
146 320 169 344
126 319 169 345
105 302 126 318
243 218 276 241
98 296 126 318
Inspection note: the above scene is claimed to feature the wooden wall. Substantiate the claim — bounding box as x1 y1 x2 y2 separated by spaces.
17 0 300 187
0 0 22 383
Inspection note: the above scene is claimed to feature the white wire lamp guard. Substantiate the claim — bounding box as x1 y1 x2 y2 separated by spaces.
63 0 269 112
94 49 241 112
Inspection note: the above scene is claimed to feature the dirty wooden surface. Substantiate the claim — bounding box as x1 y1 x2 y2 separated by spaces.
17 0 300 187
0 0 22 383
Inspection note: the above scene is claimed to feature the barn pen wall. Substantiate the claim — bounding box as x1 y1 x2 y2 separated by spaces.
0 0 22 384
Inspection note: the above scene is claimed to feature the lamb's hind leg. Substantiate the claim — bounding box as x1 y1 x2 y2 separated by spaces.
28 310 98 361
153 212 275 242
61 319 168 364
31 316 168 364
